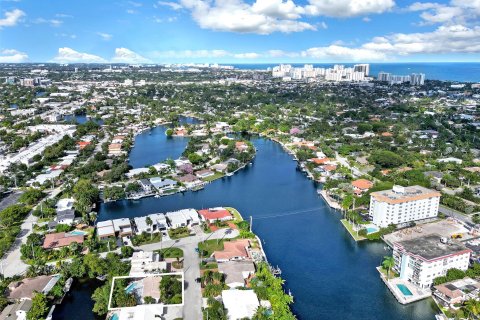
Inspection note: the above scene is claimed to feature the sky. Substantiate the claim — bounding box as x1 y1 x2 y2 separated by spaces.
0 0 479 64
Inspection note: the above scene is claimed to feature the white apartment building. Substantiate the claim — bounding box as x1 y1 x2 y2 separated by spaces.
393 234 471 289
369 185 441 228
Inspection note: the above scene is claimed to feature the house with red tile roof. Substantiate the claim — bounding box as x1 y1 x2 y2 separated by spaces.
310 158 330 165
214 239 251 262
351 179 374 195
198 208 233 223
77 141 91 150
43 232 84 250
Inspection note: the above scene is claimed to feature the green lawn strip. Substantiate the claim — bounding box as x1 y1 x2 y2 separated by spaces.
198 239 225 257
202 172 224 182
226 207 243 221
155 247 184 258
340 219 366 241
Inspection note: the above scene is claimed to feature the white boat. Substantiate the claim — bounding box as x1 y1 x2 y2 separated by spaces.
154 195 160 198
226 172 233 177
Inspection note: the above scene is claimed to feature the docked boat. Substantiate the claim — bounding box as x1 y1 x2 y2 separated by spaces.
226 172 234 177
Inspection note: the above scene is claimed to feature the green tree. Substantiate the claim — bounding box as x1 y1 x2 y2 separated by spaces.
146 216 153 240
27 292 49 320
382 256 395 279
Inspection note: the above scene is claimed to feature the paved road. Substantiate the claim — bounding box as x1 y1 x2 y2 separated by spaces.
0 191 23 211
335 153 365 178
0 187 62 277
439 205 474 226
139 227 238 320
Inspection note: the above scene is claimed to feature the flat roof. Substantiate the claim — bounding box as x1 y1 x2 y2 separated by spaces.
371 185 441 204
395 234 471 261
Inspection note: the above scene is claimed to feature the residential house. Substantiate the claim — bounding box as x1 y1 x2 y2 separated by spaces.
129 251 169 276
112 218 133 237
351 179 373 195
195 169 215 179
198 208 233 224
7 275 59 300
218 261 255 288
433 278 480 308
138 179 154 193
55 209 75 225
214 239 251 262
43 232 84 250
96 220 116 239
0 299 32 320
222 289 259 320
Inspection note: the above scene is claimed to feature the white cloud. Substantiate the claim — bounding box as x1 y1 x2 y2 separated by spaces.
97 32 113 40
151 49 230 58
362 16 371 22
407 1 480 25
52 47 107 63
362 24 480 55
0 8 25 27
305 0 395 17
55 33 77 39
180 0 316 34
126 9 137 14
128 1 143 7
33 18 63 27
233 52 261 59
301 45 387 61
157 1 183 10
112 47 150 63
0 49 28 63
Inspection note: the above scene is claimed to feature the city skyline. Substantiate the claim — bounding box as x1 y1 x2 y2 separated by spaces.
1 0 480 63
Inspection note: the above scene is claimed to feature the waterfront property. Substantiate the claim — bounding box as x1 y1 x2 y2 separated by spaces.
221 289 260 320
369 185 441 228
433 277 480 308
393 234 471 289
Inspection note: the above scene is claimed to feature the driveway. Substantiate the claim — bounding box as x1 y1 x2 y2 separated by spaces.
439 205 473 226
138 227 238 320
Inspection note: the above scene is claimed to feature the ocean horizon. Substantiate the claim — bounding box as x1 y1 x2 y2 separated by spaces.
231 62 480 83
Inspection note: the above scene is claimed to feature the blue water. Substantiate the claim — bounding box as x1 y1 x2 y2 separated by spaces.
64 114 104 125
95 131 438 320
232 63 480 82
367 227 379 234
398 284 413 296
125 282 137 294
52 279 103 320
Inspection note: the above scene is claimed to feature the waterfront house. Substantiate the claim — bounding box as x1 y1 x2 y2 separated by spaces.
134 216 152 234
198 208 233 223
149 177 178 192
138 179 154 193
235 141 249 152
108 143 122 155
148 213 168 232
218 260 255 288
221 289 259 320
96 220 115 239
177 174 203 189
214 239 251 262
433 278 480 308
7 275 59 300
126 168 149 179
0 299 32 320
43 232 84 250
211 163 228 173
393 234 471 289
112 218 133 237
165 211 188 228
195 169 215 179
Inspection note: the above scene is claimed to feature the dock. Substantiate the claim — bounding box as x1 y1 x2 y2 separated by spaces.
318 190 341 210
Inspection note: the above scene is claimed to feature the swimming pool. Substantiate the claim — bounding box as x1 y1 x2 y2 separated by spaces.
125 282 138 294
396 284 413 296
366 227 379 234
109 314 119 320
69 230 87 236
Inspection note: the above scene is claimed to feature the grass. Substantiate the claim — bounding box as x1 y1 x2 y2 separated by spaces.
226 207 243 221
198 239 225 257
131 232 162 246
156 247 184 259
168 227 191 239
378 266 399 279
202 172 224 182
341 219 367 241
200 261 218 270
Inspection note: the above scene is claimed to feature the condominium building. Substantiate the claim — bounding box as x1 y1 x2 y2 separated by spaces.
369 185 440 228
393 234 471 289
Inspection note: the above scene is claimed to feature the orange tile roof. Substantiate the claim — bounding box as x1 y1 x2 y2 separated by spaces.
214 239 250 261
351 179 373 190
310 158 330 165
43 232 84 249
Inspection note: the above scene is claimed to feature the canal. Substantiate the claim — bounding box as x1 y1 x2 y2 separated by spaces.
57 124 438 320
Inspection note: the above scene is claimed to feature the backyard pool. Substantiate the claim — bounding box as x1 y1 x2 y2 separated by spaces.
397 284 413 296
69 230 87 236
366 227 379 234
125 282 140 294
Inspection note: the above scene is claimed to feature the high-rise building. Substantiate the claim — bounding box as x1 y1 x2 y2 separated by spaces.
377 72 391 82
410 73 425 86
369 185 440 228
354 64 370 76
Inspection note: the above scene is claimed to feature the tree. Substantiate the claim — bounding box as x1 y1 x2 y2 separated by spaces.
165 128 173 137
19 188 45 205
369 150 404 168
382 256 395 279
146 216 153 240
27 292 48 320
160 275 182 304
72 179 99 218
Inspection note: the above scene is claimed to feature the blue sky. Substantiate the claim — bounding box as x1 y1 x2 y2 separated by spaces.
0 0 479 63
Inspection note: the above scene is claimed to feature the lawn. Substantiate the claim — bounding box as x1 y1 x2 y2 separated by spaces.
340 219 366 241
156 247 184 259
202 172 224 182
226 207 243 221
168 227 191 239
198 239 225 257
131 232 162 246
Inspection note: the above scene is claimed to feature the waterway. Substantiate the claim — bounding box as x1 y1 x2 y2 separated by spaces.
61 123 438 320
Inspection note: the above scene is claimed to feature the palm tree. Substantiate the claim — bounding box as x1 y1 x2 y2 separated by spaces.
382 256 395 279
146 216 153 240
463 299 480 319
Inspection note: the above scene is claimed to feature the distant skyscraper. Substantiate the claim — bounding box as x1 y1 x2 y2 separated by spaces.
354 64 370 76
377 72 391 82
410 73 425 86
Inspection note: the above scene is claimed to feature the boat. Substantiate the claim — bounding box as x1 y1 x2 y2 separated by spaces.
154 194 160 198
63 278 73 293
226 172 233 177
